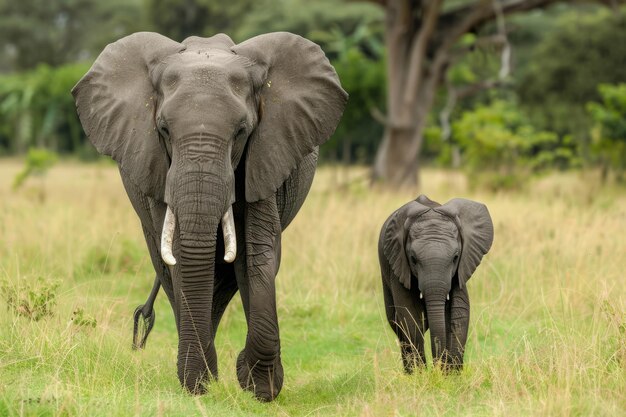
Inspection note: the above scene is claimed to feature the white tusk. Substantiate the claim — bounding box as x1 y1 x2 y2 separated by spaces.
161 206 177 266
222 206 237 263
447 294 450 301
419 292 423 300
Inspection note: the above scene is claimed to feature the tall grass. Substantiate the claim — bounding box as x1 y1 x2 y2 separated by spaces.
0 161 624 416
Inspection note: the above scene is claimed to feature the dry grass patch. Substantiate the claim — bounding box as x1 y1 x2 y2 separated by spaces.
0 160 624 416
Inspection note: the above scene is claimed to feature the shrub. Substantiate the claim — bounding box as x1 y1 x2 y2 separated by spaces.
453 100 580 190
587 83 626 181
0 63 89 154
13 147 58 188
1 277 60 321
71 307 97 329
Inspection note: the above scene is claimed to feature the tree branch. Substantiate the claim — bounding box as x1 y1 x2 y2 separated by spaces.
371 107 420 130
403 0 444 105
441 0 625 45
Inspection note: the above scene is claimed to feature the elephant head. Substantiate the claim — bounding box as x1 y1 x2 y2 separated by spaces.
72 32 347 393
382 195 493 363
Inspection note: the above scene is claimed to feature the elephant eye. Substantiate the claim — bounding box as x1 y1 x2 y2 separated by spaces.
234 125 246 139
409 254 418 265
157 118 170 138
453 253 460 263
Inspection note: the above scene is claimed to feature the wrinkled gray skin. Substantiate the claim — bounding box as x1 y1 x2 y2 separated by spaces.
378 195 493 372
72 32 347 400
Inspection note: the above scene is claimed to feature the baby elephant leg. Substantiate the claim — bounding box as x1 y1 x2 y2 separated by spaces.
445 285 470 370
384 280 427 373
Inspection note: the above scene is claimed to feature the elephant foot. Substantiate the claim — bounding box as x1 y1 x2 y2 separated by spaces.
178 365 217 395
182 374 208 395
236 350 284 402
177 347 218 395
443 355 464 373
401 345 425 374
132 304 155 350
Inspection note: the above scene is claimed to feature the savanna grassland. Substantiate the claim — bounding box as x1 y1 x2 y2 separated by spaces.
0 160 624 416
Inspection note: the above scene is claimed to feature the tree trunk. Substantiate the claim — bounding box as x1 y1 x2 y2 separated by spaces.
373 124 423 187
371 0 443 188
372 79 438 188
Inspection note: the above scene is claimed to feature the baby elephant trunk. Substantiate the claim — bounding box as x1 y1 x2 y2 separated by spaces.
423 285 449 365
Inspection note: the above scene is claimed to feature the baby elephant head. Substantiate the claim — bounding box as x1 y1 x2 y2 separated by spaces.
382 195 494 362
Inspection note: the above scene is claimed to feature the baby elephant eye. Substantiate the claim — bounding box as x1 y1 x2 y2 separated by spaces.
453 253 460 263
410 254 418 265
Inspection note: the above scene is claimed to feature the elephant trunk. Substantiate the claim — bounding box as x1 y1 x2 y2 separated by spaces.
423 284 448 366
172 170 232 394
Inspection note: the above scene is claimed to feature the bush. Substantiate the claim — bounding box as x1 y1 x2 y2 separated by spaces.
71 307 97 329
0 63 89 154
587 83 626 181
1 277 60 321
518 7 626 138
13 147 58 188
453 100 580 190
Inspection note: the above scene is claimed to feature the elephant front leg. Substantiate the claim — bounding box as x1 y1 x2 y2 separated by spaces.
386 278 427 373
236 198 284 402
445 285 470 371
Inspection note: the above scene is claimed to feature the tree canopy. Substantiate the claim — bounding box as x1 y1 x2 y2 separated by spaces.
0 0 624 184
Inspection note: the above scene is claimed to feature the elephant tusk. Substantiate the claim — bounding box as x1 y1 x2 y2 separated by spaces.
161 205 177 266
420 292 423 300
222 206 236 263
446 293 450 301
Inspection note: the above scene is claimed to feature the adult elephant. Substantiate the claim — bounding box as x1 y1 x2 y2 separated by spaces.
72 31 347 401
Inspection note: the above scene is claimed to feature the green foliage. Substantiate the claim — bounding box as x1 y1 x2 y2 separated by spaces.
320 22 386 163
453 100 581 190
143 0 254 41
518 7 626 138
235 0 383 44
1 277 60 321
12 147 58 190
587 83 626 179
0 63 90 154
70 307 97 328
0 0 142 71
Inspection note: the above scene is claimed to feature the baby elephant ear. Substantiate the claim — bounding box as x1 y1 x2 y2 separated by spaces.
381 200 431 289
437 198 494 288
72 32 185 201
232 32 348 202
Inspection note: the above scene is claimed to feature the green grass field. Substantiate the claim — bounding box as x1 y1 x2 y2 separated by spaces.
0 161 624 416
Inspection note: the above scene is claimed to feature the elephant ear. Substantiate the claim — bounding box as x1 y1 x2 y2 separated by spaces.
72 32 185 200
381 200 431 289
416 194 441 209
436 198 494 288
231 32 348 202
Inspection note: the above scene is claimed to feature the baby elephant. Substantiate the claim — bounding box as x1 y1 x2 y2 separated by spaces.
378 195 493 372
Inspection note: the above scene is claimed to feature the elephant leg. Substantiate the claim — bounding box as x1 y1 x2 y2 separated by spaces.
445 285 470 371
204 261 239 379
387 278 427 373
236 198 283 402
